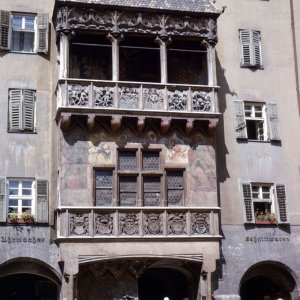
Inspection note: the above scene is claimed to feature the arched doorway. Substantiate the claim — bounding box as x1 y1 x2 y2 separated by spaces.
240 262 297 300
0 273 58 300
0 258 61 300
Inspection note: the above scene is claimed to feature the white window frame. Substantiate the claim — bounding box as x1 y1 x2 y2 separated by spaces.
244 102 268 141
8 179 36 217
251 183 275 215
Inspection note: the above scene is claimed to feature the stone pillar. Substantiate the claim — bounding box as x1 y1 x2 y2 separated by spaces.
107 33 124 81
60 258 79 300
59 32 74 79
155 36 171 84
203 40 217 87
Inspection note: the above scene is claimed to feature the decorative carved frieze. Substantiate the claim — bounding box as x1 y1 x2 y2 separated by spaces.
168 213 186 235
120 87 139 109
144 213 163 235
95 87 114 107
69 213 89 235
192 91 211 111
68 85 89 106
95 213 114 235
120 212 139 235
144 88 164 110
54 6 218 44
192 212 210 235
168 90 187 111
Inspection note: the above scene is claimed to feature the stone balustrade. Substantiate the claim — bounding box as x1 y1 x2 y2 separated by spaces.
56 79 219 115
57 207 220 239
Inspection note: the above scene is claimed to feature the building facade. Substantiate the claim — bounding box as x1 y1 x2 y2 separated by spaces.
0 0 300 299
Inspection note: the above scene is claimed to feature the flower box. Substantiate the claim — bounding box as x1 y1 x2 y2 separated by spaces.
255 218 277 225
8 218 35 224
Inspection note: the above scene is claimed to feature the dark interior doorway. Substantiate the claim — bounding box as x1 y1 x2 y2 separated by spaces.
0 273 58 300
138 267 190 300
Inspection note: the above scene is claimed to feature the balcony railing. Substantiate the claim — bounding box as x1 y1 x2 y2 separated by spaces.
56 79 219 116
57 207 220 239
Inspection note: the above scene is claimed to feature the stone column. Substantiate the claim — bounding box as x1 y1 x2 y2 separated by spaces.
107 33 124 81
155 36 171 84
59 32 74 79
203 40 217 87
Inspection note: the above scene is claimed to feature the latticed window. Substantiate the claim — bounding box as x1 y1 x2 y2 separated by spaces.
94 150 185 207
95 170 113 206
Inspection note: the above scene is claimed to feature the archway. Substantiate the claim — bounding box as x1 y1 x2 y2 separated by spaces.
0 258 61 300
240 261 297 300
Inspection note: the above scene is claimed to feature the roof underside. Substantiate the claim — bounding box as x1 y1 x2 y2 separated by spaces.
56 0 220 14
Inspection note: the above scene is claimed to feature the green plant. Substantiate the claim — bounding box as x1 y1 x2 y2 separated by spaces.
8 212 19 223
255 209 276 221
21 211 35 222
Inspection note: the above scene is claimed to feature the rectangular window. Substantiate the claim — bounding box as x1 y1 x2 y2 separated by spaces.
234 101 280 141
0 10 49 53
239 29 262 68
94 150 184 207
242 183 288 224
8 88 36 132
244 102 266 140
8 180 35 215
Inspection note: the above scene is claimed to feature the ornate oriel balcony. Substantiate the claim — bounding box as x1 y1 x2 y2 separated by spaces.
57 207 220 239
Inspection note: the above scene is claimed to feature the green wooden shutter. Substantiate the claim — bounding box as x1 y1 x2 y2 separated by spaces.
234 101 247 139
0 178 7 222
23 89 35 131
266 103 280 141
276 184 288 223
37 14 49 53
9 89 22 131
36 180 49 223
242 184 253 222
252 31 262 66
0 10 11 50
240 30 251 66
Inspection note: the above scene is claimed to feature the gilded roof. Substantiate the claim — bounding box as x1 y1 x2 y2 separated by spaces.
55 0 220 14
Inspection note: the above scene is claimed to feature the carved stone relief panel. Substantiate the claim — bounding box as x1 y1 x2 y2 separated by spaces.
68 84 89 106
95 87 114 107
167 212 186 235
95 213 114 235
119 212 139 235
144 212 163 235
168 90 187 111
119 87 139 109
192 91 211 111
192 212 210 235
69 213 89 236
144 88 164 110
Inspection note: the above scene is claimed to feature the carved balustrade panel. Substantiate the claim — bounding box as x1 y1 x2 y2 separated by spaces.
59 80 216 113
94 86 114 107
168 90 187 111
119 87 139 109
61 208 215 238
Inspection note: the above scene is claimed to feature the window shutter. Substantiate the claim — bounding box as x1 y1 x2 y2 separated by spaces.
23 89 35 131
234 100 247 139
36 180 49 223
252 31 262 66
242 184 253 222
37 14 49 53
266 103 280 141
240 30 251 66
276 184 288 223
9 89 22 131
0 10 11 50
0 178 7 222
